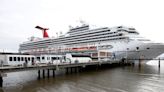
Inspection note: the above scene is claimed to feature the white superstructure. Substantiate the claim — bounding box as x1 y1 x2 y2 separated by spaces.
19 24 164 61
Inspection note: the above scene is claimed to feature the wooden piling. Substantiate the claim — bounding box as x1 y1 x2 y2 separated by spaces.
70 67 73 73
139 59 141 68
53 69 55 77
66 68 68 74
47 69 50 78
78 67 80 73
38 70 41 79
0 76 3 87
76 67 79 73
42 69 45 78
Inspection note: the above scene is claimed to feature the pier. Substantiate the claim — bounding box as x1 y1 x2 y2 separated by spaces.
0 58 163 87
0 60 122 87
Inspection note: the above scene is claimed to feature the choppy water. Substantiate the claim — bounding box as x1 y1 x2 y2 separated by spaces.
1 61 164 92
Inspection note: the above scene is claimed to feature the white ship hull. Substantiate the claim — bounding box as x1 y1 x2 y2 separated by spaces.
102 40 164 62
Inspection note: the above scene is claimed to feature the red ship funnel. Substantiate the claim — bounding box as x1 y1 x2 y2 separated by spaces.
43 30 49 38
35 26 49 38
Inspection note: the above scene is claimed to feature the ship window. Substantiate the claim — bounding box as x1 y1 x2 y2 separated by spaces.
25 57 27 61
14 57 16 61
63 56 66 60
21 57 24 61
119 33 123 36
47 57 50 60
128 31 138 34
129 28 135 30
28 57 30 61
32 57 34 61
18 57 20 61
9 57 12 61
37 57 40 61
117 26 123 28
42 57 45 60
136 47 139 50
51 57 56 60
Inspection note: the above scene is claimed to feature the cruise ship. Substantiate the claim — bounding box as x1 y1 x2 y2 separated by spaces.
19 24 164 61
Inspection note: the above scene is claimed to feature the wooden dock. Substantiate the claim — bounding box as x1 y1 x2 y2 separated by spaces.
0 60 120 87
0 61 112 73
0 58 162 87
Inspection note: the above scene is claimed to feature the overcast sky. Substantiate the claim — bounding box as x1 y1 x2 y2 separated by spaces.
0 0 164 52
